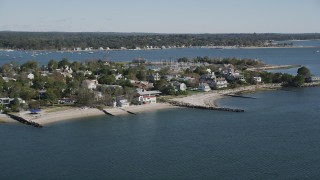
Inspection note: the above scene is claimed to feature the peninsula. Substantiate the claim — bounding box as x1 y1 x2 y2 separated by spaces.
1 56 319 126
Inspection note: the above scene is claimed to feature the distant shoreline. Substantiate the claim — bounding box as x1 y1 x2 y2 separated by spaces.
1 45 319 52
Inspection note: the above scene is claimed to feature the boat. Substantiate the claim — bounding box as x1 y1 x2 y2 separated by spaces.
316 50 320 53
89 52 94 54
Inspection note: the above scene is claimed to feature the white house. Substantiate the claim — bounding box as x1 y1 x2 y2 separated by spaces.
211 77 228 89
138 95 157 104
114 73 123 80
0 98 11 105
63 65 73 74
198 83 211 92
58 98 76 105
83 70 92 76
200 72 216 84
172 82 187 91
136 89 161 104
27 73 34 80
306 76 320 83
148 72 161 81
0 98 25 105
82 80 98 90
253 76 262 83
116 96 130 107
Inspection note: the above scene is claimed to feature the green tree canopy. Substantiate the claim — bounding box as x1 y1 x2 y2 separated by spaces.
58 58 70 69
21 61 38 72
48 59 58 72
297 66 311 78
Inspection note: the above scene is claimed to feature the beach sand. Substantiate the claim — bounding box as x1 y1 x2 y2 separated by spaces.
16 107 105 125
171 84 282 107
104 103 178 115
5 84 282 126
0 114 16 123
13 103 176 126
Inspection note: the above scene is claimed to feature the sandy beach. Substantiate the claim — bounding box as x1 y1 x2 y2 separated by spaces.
9 103 176 126
103 103 178 116
171 84 282 107
0 114 16 123
3 84 283 126
15 107 105 125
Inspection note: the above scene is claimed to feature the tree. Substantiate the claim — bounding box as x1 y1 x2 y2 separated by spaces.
44 89 58 105
193 66 207 76
20 87 37 101
76 88 95 106
58 58 70 68
291 75 305 87
136 70 146 81
48 59 58 72
21 61 38 72
281 73 294 85
297 66 311 78
98 75 115 85
10 98 20 112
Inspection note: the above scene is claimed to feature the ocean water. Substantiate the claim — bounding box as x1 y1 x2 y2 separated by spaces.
1 87 320 179
1 42 320 179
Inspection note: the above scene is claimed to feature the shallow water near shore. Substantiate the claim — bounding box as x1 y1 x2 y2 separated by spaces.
1 87 320 179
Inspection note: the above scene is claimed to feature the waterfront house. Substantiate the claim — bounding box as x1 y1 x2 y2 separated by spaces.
211 77 228 89
136 89 161 104
138 95 157 104
116 96 130 107
253 76 262 83
200 72 216 84
58 98 76 105
82 80 99 90
0 98 25 105
306 76 320 83
0 98 11 105
73 47 82 51
198 83 211 92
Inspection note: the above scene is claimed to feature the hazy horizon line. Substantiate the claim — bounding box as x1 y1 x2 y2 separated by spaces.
1 30 320 35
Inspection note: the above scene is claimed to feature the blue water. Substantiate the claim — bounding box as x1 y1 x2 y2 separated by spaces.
1 87 320 179
1 42 320 179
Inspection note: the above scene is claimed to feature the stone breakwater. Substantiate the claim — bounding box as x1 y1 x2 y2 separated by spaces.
168 101 244 112
6 113 43 128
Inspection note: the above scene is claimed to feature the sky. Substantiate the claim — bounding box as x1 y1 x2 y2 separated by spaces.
0 0 319 33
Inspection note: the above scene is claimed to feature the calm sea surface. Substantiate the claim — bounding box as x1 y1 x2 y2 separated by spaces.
1 42 320 179
1 87 320 179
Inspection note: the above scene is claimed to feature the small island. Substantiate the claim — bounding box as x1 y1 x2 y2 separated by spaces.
1 56 319 126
